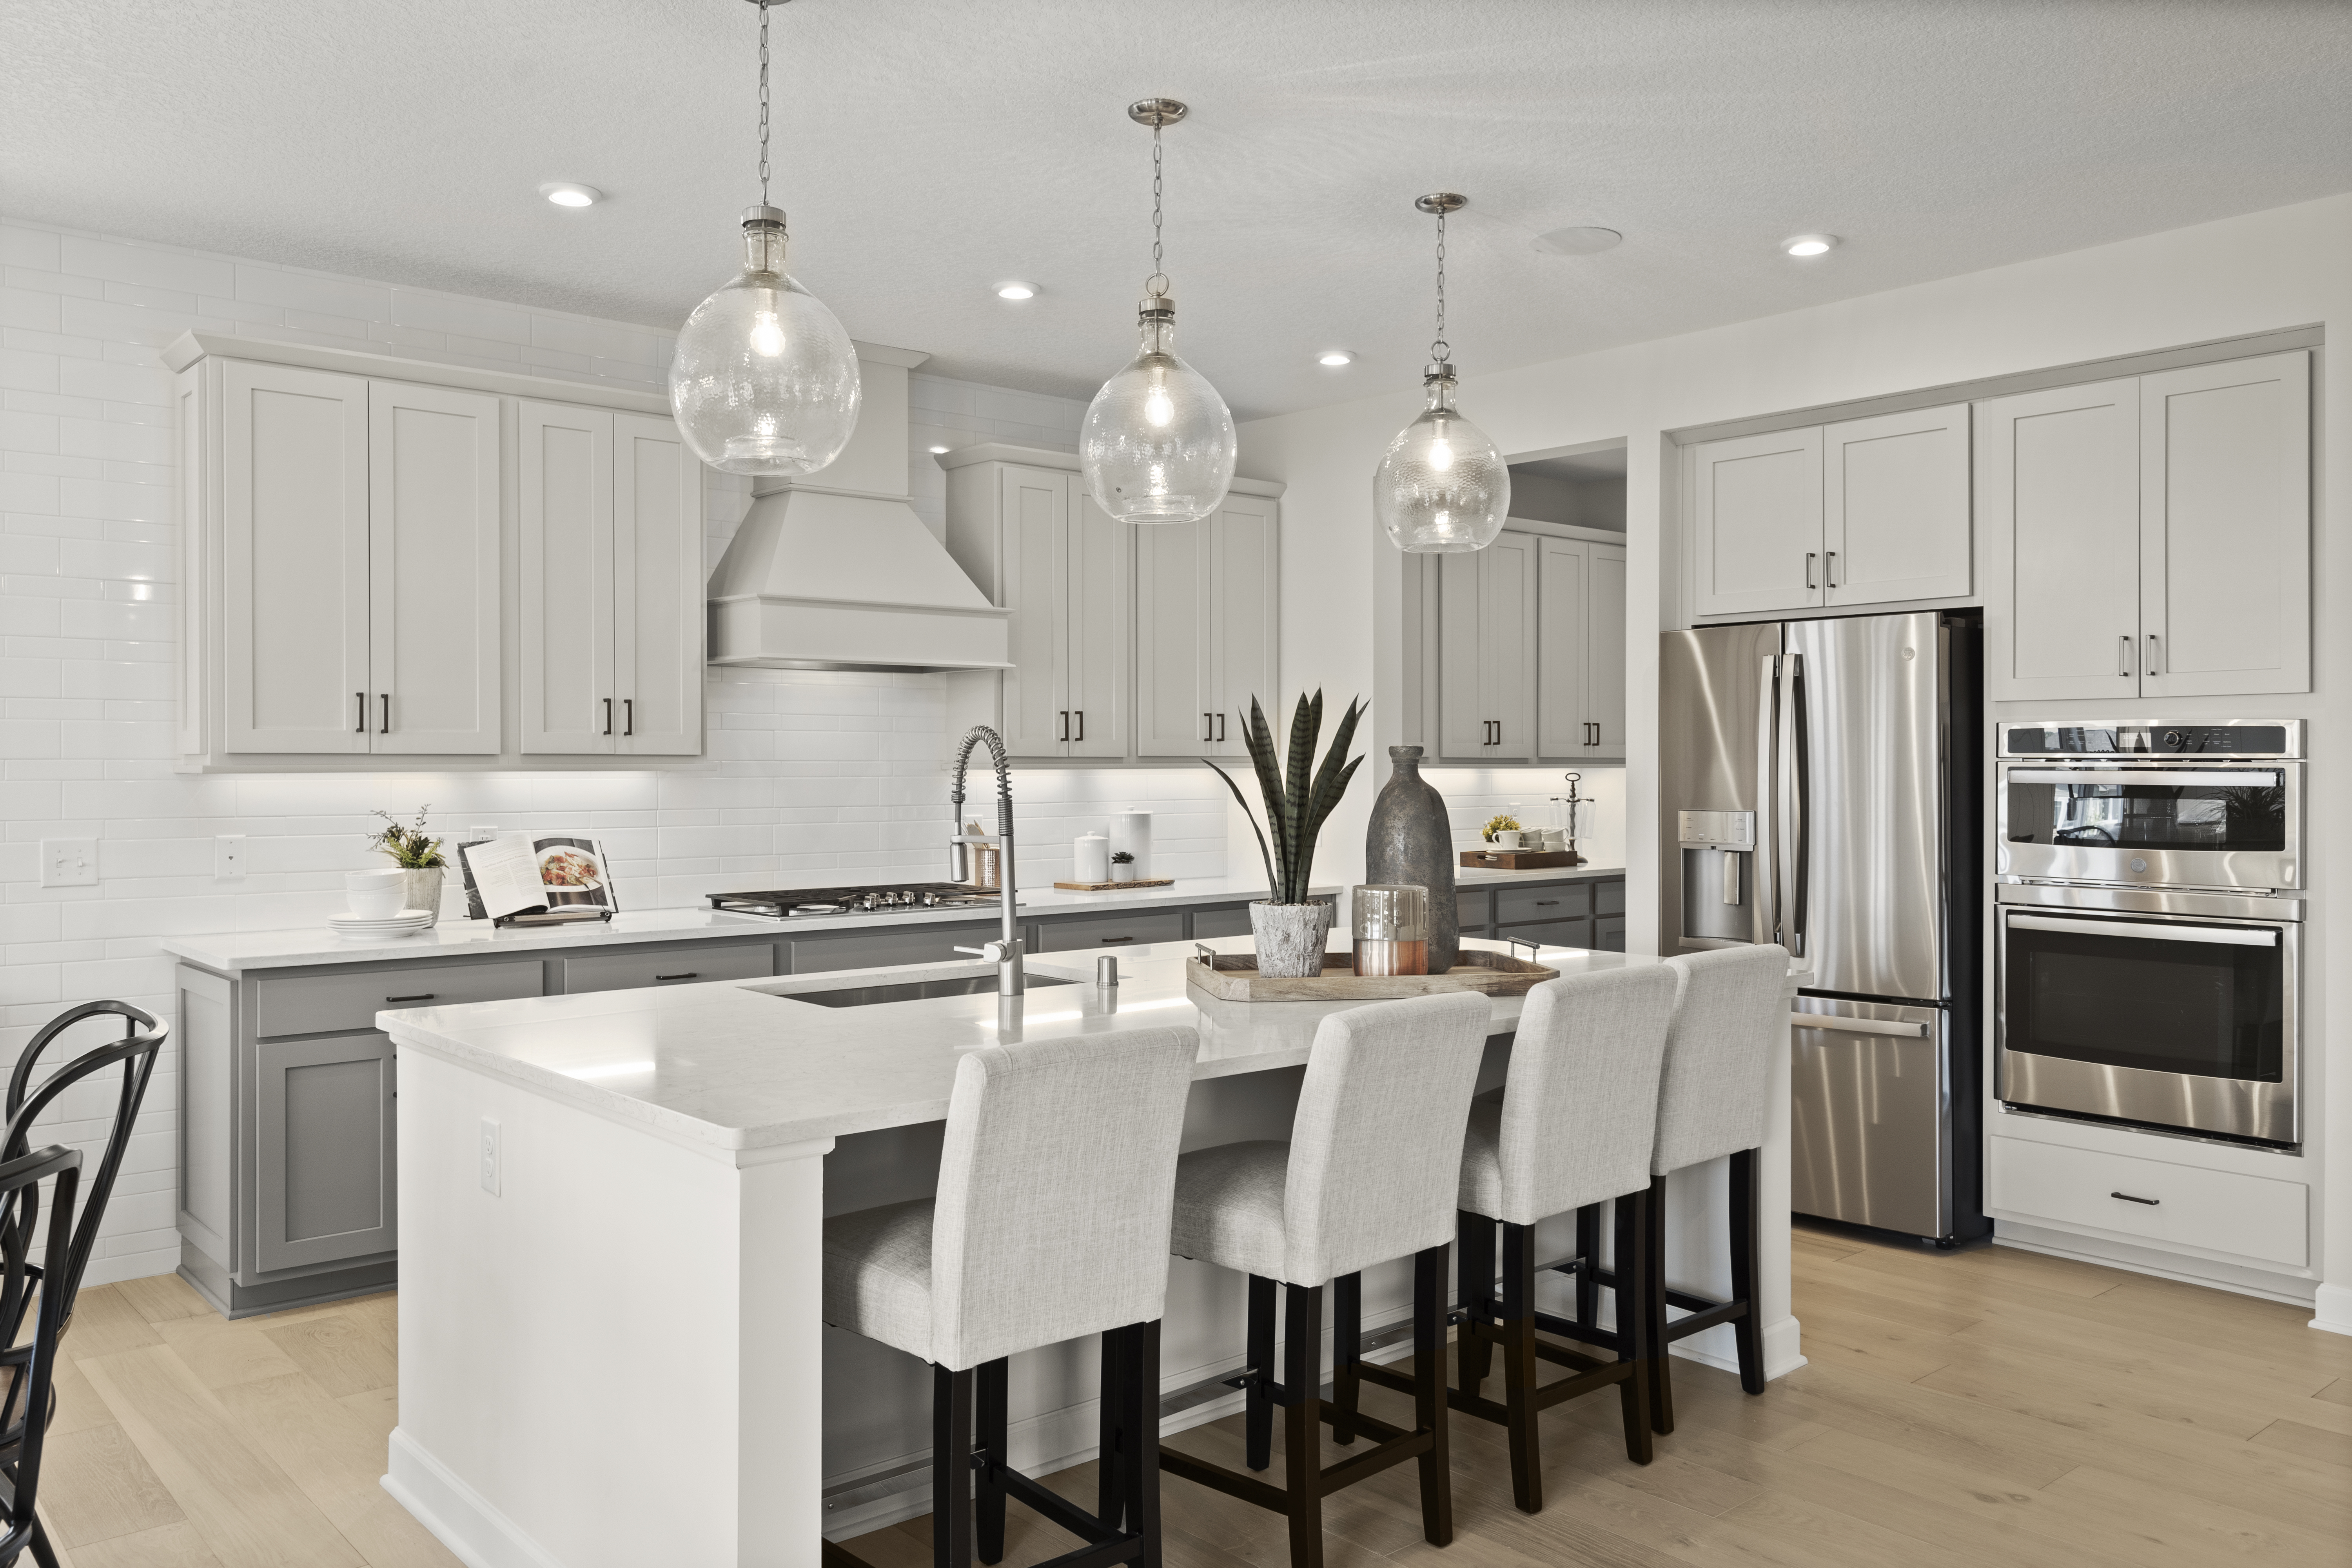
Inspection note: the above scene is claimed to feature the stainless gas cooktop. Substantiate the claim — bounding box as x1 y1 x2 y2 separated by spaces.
706 882 1004 920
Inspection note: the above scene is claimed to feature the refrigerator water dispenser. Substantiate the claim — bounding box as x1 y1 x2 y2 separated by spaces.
1678 810 1755 943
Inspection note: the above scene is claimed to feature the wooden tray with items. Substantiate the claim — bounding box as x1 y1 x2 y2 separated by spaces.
1185 946 1559 1002
1459 849 1584 870
1052 877 1175 891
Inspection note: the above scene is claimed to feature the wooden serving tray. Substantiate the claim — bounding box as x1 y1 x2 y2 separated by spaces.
1186 947 1559 1002
1460 849 1585 870
1052 877 1176 892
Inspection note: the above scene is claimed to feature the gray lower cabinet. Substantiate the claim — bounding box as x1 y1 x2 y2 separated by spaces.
255 1032 396 1273
564 941 773 994
1457 875 1627 953
1034 911 1187 951
789 920 1001 974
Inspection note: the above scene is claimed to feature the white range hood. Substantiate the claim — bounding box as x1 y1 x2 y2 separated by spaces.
706 343 1011 673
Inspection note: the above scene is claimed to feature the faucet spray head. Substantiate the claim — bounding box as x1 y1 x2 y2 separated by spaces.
949 837 971 882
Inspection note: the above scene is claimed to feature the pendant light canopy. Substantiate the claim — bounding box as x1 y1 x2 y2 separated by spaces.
1374 194 1509 554
670 0 860 478
1079 99 1236 525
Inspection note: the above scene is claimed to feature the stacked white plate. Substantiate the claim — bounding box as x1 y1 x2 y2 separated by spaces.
326 910 436 940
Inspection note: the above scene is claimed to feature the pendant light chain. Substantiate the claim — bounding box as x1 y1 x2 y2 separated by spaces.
1431 207 1448 363
1147 123 1167 297
756 0 772 209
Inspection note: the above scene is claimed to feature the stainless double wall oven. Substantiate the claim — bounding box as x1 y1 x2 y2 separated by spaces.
1996 722 2302 1147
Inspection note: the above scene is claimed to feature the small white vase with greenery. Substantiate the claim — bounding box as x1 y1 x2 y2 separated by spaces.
367 807 449 926
1204 691 1363 977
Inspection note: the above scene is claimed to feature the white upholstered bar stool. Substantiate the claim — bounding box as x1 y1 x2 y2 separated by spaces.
821 1027 1200 1568
1639 945 1790 1431
1448 964 1679 1513
1160 992 1490 1568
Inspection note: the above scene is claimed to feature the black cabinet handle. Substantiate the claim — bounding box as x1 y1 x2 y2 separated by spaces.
1203 711 1212 742
603 697 613 736
1098 935 1135 944
1535 900 1559 907
1825 550 1838 589
624 698 634 737
385 993 436 1004
1216 713 1225 742
654 972 698 982
356 692 366 733
379 693 389 733
2110 1191 2159 1206
1058 710 1069 742
1074 709 1084 742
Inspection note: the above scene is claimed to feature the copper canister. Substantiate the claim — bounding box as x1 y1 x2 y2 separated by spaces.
1352 884 1430 976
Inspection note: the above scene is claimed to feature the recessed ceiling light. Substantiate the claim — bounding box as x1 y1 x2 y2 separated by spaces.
927 445 951 454
1318 350 1354 367
996 282 1037 301
539 182 602 209
1783 234 1837 257
1532 226 1622 256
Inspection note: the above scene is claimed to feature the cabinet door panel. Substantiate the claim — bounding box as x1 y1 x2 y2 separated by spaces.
368 381 501 753
615 412 706 754
1587 543 1627 753
1436 551 1485 759
1824 404 1970 606
519 401 615 753
221 361 370 753
1536 538 1588 758
998 467 1069 756
1135 518 1210 756
1210 498 1278 757
1980 379 2140 700
256 1033 395 1273
1691 427 1823 616
2140 351 2309 698
1066 494 1130 757
1480 531 1537 759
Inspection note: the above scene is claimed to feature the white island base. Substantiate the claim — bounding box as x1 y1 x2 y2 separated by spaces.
380 939 1801 1568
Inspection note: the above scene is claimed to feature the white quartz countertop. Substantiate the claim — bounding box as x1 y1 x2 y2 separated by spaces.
158 877 1339 975
380 936 1674 1153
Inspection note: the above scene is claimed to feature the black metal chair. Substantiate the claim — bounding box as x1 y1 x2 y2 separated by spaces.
0 1143 85 1568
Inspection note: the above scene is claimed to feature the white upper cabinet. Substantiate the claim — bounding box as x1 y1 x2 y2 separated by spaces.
1065 492 1131 759
1439 530 1537 758
2138 352 2310 699
1534 537 1588 758
1206 495 1278 758
1823 404 1971 606
1432 526 1624 764
1981 351 2307 702
171 332 706 770
1134 515 1207 757
368 381 501 754
1691 426 1824 616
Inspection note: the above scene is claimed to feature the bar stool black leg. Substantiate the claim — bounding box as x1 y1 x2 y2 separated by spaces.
1574 1202 1602 1331
1245 1274 1276 1472
1498 1223 1542 1514
1128 1319 1164 1568
1455 1210 1495 1398
933 1365 975 1568
976 1357 1009 1563
1094 1326 1128 1535
1330 1272 1362 1445
1613 1185 1654 1464
1282 1282 1326 1568
1730 1147 1766 1396
1643 1174 1674 1435
1412 1243 1454 1547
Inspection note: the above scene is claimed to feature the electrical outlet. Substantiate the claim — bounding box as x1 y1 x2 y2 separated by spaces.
39 839 96 888
215 834 246 879
479 1118 501 1196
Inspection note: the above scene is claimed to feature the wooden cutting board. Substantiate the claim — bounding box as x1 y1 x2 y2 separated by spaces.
1051 877 1176 891
1459 849 1585 870
1185 947 1558 1002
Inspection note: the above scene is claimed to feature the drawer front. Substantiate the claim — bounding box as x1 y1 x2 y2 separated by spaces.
563 942 775 996
1593 915 1626 952
1498 882 1589 926
1594 878 1625 915
258 960 543 1038
1456 890 1491 935
1190 904 1254 940
1036 911 1188 953
1498 917 1593 951
791 921 1000 975
1988 1136 2308 1267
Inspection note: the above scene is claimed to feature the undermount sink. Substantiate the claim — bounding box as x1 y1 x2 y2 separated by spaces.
765 973 1076 1009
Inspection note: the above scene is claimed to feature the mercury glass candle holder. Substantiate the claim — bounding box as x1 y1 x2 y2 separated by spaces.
1352 884 1430 977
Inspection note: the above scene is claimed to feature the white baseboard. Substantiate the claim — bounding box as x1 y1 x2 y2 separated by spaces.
1993 1223 2318 1307
383 1427 563 1568
2312 1282 2352 1338
79 1249 180 1289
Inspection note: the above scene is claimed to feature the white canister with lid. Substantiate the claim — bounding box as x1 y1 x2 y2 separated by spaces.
1111 811 1152 880
1074 833 1111 884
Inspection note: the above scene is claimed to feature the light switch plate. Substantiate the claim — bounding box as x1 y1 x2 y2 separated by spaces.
479 1118 501 1196
40 839 96 888
214 834 245 879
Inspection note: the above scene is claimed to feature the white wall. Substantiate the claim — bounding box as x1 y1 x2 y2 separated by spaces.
0 218 1224 1284
1241 194 2352 1325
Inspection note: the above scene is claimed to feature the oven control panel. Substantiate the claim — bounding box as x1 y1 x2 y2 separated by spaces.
1999 721 2301 759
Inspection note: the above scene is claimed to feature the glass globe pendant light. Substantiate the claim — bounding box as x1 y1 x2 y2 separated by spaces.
669 0 860 477
1079 99 1236 525
1374 193 1510 553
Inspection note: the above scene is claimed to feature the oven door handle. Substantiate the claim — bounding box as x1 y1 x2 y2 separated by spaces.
2004 768 2280 788
2008 913 2278 947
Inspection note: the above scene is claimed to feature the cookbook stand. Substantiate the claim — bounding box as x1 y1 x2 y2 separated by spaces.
491 908 615 929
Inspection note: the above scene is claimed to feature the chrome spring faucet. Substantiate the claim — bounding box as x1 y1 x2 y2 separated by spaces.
948 725 1025 997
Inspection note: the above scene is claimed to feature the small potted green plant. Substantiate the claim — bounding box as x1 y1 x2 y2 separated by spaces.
367 807 449 926
1203 691 1364 976
1110 849 1137 884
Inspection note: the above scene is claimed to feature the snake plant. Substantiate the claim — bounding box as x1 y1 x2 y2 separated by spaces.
1203 691 1364 905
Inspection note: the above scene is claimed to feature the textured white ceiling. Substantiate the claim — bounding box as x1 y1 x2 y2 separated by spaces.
8 0 2349 418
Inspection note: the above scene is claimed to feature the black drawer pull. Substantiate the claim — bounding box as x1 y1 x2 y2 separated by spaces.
655 972 698 982
2110 1191 2160 1206
1534 900 1559 907
385 993 436 1004
1098 936 1135 944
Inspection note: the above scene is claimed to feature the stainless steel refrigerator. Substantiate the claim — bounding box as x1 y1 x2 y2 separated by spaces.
1660 610 1987 1245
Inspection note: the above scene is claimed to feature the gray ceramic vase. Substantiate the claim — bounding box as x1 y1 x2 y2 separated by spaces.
1365 745 1458 973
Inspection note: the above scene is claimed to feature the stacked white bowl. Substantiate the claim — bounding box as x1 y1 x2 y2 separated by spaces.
328 869 434 939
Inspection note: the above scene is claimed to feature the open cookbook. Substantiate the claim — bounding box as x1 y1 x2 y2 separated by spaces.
456 835 618 925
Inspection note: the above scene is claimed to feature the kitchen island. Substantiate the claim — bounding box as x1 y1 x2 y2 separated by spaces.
377 935 1796 1568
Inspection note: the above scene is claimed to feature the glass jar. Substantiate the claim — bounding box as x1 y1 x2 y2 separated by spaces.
1352 884 1430 976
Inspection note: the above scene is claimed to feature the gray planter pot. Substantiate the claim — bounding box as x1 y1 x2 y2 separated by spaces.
1250 901 1333 978
1364 745 1459 973
400 866 446 927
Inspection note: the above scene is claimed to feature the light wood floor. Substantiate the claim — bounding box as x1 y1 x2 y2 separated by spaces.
31 1225 2352 1567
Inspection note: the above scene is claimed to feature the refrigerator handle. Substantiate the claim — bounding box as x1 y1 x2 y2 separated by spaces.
1755 653 1779 946
1781 651 1809 958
